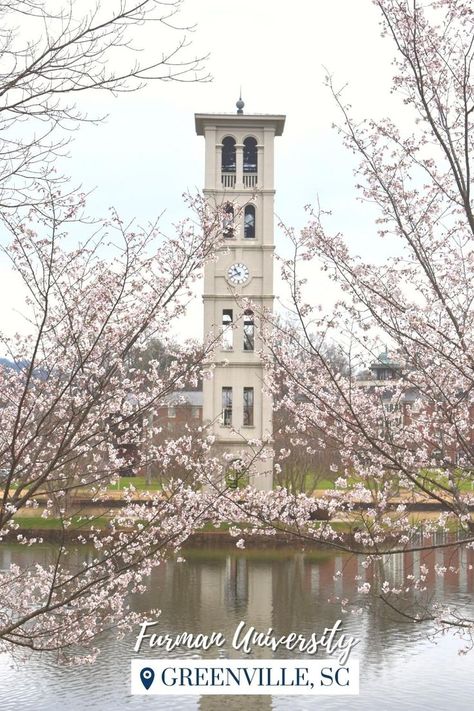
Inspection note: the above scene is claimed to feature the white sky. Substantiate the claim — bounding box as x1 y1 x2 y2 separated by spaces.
0 0 409 344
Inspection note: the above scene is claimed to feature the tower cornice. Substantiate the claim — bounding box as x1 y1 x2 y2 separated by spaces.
195 113 286 136
203 188 276 196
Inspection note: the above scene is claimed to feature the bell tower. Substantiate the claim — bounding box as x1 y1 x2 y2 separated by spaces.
195 100 285 491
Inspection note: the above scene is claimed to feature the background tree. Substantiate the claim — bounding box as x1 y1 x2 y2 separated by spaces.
0 0 208 215
272 323 345 493
129 336 204 390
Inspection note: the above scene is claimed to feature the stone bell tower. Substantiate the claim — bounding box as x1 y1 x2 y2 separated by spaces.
195 99 285 491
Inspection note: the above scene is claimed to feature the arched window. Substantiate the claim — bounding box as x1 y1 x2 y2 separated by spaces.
243 309 254 351
223 202 234 238
222 136 236 173
243 137 257 173
244 205 255 239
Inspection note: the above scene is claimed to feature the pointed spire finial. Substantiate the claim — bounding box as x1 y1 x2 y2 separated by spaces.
236 89 244 114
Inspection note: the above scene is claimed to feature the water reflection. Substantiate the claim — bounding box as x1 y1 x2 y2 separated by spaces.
0 543 472 710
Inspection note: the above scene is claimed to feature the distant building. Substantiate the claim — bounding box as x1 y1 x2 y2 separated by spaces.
356 349 416 432
157 391 203 432
369 349 403 381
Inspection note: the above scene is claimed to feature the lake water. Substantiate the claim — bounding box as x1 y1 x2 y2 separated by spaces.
0 543 473 710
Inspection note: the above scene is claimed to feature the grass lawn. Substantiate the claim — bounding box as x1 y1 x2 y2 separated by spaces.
13 514 110 530
304 475 362 491
106 476 162 491
73 476 163 495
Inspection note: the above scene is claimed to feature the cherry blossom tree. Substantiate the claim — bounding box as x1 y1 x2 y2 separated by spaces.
231 0 474 638
0 188 232 661
0 0 220 661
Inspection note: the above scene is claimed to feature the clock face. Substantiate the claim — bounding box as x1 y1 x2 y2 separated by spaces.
227 262 249 285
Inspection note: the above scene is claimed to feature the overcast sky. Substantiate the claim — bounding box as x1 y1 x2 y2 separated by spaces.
1 0 408 344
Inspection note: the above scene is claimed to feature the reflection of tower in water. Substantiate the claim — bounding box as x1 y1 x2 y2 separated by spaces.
225 556 248 610
199 553 273 711
199 689 272 711
139 539 473 710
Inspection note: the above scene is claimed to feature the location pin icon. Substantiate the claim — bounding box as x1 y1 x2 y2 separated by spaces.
140 667 155 691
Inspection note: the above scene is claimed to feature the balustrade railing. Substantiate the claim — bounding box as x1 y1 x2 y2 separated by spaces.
220 173 258 188
221 173 236 188
243 173 258 188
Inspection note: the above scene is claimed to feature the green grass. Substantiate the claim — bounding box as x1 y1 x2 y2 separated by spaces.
13 514 110 530
305 472 474 494
425 475 474 493
106 476 162 491
198 522 232 532
301 474 363 491
311 477 336 489
74 476 163 494
195 519 354 537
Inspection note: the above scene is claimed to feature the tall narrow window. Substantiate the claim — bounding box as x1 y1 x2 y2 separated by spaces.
223 202 234 238
222 309 233 350
243 137 257 173
244 205 255 239
243 387 254 426
222 136 236 172
222 387 233 426
243 310 254 351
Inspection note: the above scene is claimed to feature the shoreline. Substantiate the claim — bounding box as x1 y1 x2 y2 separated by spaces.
1 525 467 549
1 527 327 547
